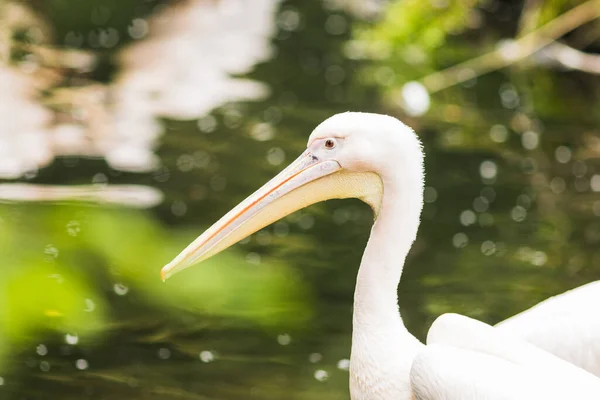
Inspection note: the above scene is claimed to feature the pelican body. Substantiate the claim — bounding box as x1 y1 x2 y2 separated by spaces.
162 112 600 399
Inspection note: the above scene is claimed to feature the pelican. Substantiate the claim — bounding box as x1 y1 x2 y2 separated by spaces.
161 112 600 399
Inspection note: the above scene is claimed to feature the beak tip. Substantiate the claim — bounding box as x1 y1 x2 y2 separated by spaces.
160 266 171 281
161 255 196 281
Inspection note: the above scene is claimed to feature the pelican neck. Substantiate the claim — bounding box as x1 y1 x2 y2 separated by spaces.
349 169 424 399
353 171 424 323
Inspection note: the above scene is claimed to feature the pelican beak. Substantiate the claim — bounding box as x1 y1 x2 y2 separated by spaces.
161 150 344 280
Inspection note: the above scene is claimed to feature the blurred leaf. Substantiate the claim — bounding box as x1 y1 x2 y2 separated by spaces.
0 203 311 363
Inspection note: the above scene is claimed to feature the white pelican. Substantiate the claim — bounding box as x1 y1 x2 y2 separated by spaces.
161 112 600 399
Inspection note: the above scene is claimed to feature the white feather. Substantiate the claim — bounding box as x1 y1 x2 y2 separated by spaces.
411 345 592 400
495 281 600 377
410 313 600 399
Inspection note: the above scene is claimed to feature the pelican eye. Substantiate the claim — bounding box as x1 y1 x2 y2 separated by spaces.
324 139 336 149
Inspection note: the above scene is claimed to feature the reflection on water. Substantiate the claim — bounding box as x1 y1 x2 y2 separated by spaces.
0 0 278 176
0 184 163 208
110 0 278 170
1 0 600 399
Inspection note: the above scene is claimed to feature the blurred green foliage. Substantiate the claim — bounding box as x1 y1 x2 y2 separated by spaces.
356 0 480 53
0 204 310 366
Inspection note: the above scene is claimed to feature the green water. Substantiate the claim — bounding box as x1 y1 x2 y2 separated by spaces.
1 0 600 399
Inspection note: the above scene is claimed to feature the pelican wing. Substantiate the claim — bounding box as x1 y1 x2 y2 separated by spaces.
495 281 600 377
411 345 574 400
409 313 600 399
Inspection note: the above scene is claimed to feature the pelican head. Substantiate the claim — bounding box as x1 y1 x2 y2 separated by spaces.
161 112 423 280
